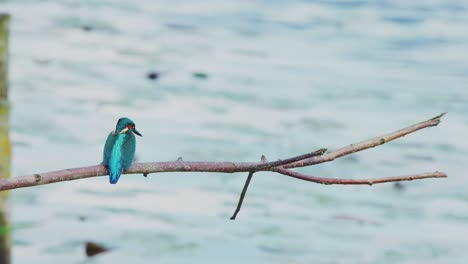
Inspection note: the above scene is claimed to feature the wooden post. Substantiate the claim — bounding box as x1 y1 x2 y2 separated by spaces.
0 14 9 98
0 13 11 264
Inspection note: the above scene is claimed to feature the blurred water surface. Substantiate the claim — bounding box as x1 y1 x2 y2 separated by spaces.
2 0 468 263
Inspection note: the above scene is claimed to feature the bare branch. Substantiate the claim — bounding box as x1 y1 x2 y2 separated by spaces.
284 112 447 168
0 113 447 193
275 168 447 185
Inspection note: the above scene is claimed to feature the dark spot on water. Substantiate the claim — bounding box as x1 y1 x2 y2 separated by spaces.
146 71 160 80
81 25 93 32
192 72 208 79
394 182 405 191
85 241 109 257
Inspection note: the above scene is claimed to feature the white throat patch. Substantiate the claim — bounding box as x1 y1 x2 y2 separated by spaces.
119 127 129 134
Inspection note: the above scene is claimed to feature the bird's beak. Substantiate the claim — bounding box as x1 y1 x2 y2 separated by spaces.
133 128 142 137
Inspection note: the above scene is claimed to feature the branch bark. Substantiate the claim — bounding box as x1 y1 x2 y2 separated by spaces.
0 113 447 193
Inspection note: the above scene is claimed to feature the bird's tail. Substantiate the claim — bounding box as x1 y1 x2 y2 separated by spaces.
109 165 123 184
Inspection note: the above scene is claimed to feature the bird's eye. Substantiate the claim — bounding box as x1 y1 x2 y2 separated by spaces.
126 125 133 129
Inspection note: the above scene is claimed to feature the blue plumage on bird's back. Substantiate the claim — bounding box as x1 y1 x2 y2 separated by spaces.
103 131 116 167
109 133 126 184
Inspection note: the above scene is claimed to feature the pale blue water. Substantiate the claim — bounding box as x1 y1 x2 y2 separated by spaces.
2 0 468 263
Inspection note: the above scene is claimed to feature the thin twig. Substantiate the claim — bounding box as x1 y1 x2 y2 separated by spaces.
230 171 254 220
254 148 327 170
230 154 278 220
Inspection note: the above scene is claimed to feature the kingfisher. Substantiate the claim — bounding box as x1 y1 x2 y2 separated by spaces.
102 117 142 184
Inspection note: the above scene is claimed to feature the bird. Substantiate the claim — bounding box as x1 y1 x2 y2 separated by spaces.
102 117 142 184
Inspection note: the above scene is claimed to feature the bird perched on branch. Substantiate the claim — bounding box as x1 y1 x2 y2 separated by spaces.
102 118 142 184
